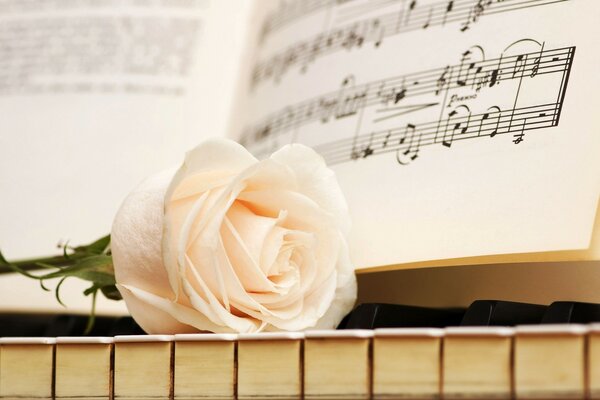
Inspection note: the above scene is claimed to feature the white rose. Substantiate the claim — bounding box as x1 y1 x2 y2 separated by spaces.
111 139 356 333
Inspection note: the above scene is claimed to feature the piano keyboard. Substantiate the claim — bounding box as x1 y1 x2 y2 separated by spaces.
0 325 599 399
2 300 600 399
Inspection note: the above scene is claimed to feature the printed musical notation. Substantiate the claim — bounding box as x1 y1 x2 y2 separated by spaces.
260 0 355 42
243 44 573 144
318 102 564 165
251 0 569 88
242 39 575 166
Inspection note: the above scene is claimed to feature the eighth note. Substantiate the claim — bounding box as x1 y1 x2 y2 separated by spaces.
396 123 420 165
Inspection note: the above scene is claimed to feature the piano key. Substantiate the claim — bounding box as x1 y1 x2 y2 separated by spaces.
304 330 373 400
237 332 304 400
373 328 443 400
588 324 600 399
55 336 113 400
0 313 143 337
460 300 547 326
514 324 588 400
542 301 600 324
114 335 174 400
44 314 119 337
0 313 57 337
340 303 465 329
443 327 514 399
108 316 145 335
174 333 237 400
0 337 56 399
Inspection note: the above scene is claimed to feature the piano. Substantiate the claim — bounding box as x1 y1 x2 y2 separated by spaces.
1 300 600 399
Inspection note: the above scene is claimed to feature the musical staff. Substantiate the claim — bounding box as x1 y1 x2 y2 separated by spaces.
243 40 575 167
317 102 563 165
260 0 354 42
242 45 574 145
251 0 569 88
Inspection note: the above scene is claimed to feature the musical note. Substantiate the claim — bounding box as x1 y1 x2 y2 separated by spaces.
442 1 454 26
335 76 368 119
531 42 546 77
396 123 420 165
443 105 472 147
479 106 502 137
489 54 503 88
461 0 494 32
383 131 392 148
512 54 527 78
341 23 366 50
371 19 385 48
513 132 525 144
423 6 433 29
435 66 451 95
456 46 484 88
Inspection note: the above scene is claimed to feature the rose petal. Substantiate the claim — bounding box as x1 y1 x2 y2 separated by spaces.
118 284 225 333
270 144 350 235
163 139 257 297
225 201 285 273
312 235 357 329
221 215 280 293
112 168 176 299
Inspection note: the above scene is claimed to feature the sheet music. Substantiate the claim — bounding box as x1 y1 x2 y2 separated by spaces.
0 0 254 313
233 0 600 270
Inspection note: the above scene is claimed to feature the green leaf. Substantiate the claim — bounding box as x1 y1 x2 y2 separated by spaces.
0 249 8 265
75 235 111 255
101 285 122 301
39 279 51 292
55 276 68 308
2 234 119 334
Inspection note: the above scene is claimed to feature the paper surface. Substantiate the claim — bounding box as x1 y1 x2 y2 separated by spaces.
233 0 600 270
0 0 253 312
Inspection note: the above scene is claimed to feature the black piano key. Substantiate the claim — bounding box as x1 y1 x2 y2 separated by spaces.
0 313 143 337
0 313 57 337
338 303 465 329
108 316 145 335
460 300 547 326
541 301 600 324
43 314 122 336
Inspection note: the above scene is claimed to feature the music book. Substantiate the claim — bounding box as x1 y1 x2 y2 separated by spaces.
0 0 599 313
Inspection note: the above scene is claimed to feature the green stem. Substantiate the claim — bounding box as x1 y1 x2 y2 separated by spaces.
84 290 98 335
0 252 88 274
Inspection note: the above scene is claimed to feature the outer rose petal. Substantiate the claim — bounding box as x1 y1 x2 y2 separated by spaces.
112 168 175 298
117 284 197 334
312 236 357 329
111 168 197 333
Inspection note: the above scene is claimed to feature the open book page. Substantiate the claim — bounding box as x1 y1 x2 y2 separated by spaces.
231 0 600 271
0 0 253 313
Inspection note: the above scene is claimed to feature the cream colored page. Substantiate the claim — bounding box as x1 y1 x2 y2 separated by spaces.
233 0 600 270
0 0 253 313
